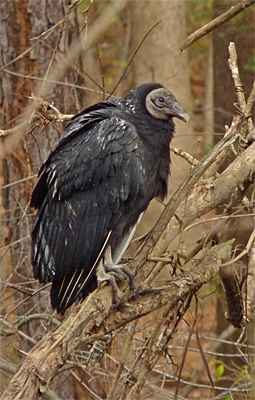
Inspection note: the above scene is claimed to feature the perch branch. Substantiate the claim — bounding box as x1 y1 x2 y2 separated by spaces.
1 241 234 400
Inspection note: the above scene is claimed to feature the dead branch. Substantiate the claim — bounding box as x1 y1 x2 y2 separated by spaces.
228 42 254 139
170 145 199 166
228 42 247 112
0 120 34 139
132 115 243 276
1 241 234 400
181 0 255 51
0 97 74 140
246 78 255 117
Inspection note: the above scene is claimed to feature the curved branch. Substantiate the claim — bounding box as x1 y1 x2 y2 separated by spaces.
1 241 233 400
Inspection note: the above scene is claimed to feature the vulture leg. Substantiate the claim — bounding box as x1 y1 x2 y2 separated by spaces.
96 258 120 305
96 247 136 305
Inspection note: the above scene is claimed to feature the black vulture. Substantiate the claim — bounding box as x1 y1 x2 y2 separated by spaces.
31 83 189 314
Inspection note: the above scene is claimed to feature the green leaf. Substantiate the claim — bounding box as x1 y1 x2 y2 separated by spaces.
216 363 224 380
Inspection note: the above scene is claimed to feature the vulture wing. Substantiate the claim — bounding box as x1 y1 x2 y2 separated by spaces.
31 105 142 312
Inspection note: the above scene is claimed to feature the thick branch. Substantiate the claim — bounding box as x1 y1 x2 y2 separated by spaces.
1 241 234 400
132 115 242 277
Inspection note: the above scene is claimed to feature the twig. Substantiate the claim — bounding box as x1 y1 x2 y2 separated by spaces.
106 320 138 399
0 314 60 336
180 325 236 398
0 97 74 140
245 78 255 117
245 77 255 135
95 41 106 100
45 103 74 121
181 0 255 51
108 20 161 99
221 227 255 266
30 0 82 42
185 213 255 232
3 69 103 94
246 242 255 322
170 145 198 166
0 33 51 73
175 298 198 399
0 175 37 190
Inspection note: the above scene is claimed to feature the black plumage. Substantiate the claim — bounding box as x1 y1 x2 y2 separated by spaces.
31 83 189 314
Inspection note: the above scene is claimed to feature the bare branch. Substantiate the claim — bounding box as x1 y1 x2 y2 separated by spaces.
245 78 255 117
0 96 74 142
227 42 254 139
0 241 234 400
170 145 198 166
228 42 247 112
181 0 255 51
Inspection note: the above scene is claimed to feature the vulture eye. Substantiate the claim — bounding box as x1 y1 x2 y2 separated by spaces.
155 96 165 107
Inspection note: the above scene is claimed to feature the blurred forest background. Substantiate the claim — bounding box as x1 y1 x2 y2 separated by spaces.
0 1 255 399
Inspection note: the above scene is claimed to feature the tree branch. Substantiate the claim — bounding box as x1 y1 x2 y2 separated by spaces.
228 42 247 112
1 241 234 400
181 0 255 51
0 97 74 140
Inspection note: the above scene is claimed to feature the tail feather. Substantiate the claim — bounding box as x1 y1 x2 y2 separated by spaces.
51 273 97 314
51 230 112 314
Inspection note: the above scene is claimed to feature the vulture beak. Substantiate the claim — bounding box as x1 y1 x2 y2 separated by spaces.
171 102 190 123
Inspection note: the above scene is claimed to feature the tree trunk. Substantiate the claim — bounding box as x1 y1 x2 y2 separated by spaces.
0 1 84 398
128 0 194 241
